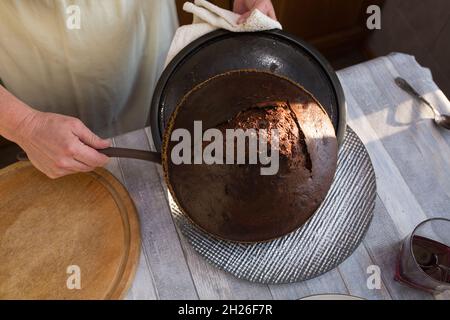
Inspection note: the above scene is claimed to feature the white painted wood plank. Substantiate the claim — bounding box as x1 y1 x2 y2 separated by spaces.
436 291 450 300
337 53 450 299
359 55 450 213
104 156 123 182
363 196 433 300
267 242 383 300
124 248 159 300
113 130 198 300
105 144 159 300
268 270 349 300
337 244 391 300
144 128 274 300
340 84 428 236
180 240 274 300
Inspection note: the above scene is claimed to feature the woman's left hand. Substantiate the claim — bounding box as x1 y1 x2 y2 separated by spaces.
233 0 277 24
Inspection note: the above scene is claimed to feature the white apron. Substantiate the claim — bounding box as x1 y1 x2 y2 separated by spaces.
0 0 178 137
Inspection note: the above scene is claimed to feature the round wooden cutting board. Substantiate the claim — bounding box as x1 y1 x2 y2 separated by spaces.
0 162 140 300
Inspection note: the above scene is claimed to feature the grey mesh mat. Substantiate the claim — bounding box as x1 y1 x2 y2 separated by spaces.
169 127 376 284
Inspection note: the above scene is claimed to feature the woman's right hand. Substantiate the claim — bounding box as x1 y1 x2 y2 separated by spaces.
16 110 111 179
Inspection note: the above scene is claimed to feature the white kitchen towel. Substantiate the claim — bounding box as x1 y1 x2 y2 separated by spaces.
165 0 282 65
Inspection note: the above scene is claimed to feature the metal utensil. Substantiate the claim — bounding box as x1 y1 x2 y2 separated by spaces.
395 77 450 130
17 148 162 164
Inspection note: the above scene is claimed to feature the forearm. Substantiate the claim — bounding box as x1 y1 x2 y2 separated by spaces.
0 85 36 143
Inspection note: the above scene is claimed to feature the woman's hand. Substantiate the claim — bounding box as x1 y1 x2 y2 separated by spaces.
16 110 110 179
233 0 277 24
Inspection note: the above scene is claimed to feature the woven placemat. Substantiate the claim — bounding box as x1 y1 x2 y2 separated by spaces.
169 127 376 284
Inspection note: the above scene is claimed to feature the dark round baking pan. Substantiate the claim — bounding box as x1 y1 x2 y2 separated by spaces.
150 29 347 151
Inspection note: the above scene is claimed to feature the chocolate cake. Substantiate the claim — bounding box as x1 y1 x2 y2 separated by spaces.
215 103 311 171
165 70 338 243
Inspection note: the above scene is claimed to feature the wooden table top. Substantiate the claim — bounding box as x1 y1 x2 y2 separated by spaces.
106 53 450 300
